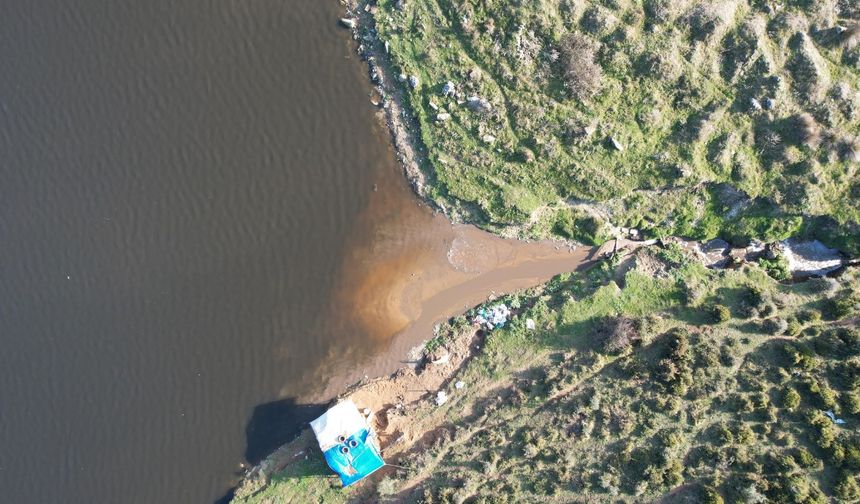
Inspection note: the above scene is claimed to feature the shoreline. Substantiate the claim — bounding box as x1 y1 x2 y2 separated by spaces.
227 1 859 500
341 0 435 207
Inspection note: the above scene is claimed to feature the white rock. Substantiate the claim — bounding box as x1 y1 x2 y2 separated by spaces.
455 381 466 389
408 75 420 89
435 391 448 406
339 18 356 29
436 112 451 122
526 318 536 330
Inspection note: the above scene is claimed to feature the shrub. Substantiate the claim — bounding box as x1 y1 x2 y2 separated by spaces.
783 388 801 411
814 328 860 358
736 423 756 445
798 309 822 324
594 316 641 354
843 391 860 415
558 33 603 101
761 317 789 335
710 304 731 324
700 485 725 504
823 295 858 320
745 286 767 309
759 256 791 281
785 318 803 337
835 471 860 501
713 422 735 445
793 447 818 468
790 113 822 148
687 4 725 41
806 277 838 294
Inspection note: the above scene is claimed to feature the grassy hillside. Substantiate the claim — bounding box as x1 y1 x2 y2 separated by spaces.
233 247 860 503
371 0 860 253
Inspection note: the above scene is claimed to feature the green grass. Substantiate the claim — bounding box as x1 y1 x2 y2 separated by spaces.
239 247 859 503
232 451 347 504
372 0 860 253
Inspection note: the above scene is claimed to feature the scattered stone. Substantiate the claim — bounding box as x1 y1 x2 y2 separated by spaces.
749 97 762 110
481 134 496 144
454 381 466 389
428 101 438 111
408 75 420 89
436 112 451 122
339 18 356 29
607 136 624 151
431 352 450 365
435 391 448 406
763 97 776 110
442 81 456 97
526 318 536 331
397 73 407 82
465 96 492 113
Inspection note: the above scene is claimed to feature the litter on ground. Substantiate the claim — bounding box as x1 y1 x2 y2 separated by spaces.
473 303 511 330
825 410 847 425
435 391 448 406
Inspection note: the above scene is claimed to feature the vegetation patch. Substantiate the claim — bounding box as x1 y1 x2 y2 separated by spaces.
234 248 860 503
370 0 860 253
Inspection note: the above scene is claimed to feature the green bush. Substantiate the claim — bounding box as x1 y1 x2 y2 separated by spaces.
700 485 725 504
793 447 819 468
798 309 822 324
783 388 801 411
759 255 791 281
713 422 734 445
785 318 803 337
761 317 789 335
823 294 858 320
710 304 731 324
845 391 860 415
834 471 860 501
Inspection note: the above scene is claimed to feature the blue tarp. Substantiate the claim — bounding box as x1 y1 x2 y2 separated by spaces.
321 428 385 487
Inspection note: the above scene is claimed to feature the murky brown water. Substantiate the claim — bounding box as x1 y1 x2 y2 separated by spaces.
0 1 593 503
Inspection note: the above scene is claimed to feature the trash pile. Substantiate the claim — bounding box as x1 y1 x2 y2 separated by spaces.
825 410 847 425
473 304 510 330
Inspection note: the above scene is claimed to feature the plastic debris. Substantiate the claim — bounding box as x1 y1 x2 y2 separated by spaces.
435 391 448 406
526 318 536 331
454 381 466 389
473 304 511 330
825 410 847 425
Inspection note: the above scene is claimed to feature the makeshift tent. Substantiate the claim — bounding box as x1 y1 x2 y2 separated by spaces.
310 400 384 487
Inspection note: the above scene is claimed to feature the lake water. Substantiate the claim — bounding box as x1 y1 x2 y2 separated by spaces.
0 1 589 502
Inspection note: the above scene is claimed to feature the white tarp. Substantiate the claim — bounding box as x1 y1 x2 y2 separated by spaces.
310 400 367 452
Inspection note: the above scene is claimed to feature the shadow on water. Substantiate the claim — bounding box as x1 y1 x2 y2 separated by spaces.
244 397 328 465
214 397 329 504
